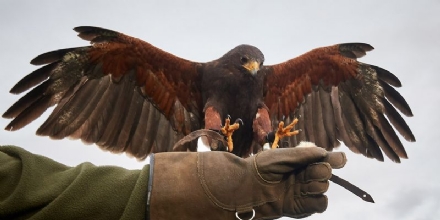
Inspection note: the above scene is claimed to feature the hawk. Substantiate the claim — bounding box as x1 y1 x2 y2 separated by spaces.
3 26 415 162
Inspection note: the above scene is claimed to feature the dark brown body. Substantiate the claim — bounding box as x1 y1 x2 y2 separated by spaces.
201 58 267 156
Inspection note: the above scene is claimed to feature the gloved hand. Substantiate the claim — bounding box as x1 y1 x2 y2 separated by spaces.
148 146 346 220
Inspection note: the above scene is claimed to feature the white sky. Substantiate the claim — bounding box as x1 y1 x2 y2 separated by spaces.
1 1 439 219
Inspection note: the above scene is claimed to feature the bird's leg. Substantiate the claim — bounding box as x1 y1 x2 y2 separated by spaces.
271 118 300 149
220 116 242 152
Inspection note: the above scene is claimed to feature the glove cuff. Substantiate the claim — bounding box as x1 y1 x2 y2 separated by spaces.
149 152 236 219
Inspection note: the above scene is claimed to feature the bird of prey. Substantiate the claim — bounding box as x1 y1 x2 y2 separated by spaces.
3 26 415 162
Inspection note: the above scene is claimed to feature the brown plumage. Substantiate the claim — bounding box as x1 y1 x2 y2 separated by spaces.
3 26 415 162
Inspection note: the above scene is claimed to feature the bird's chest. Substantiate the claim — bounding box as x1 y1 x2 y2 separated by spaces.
203 73 262 112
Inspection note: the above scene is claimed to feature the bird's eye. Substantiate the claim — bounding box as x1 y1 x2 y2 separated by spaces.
260 61 264 67
240 57 248 64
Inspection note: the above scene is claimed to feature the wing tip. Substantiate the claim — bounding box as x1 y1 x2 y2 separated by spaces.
402 130 416 142
2 108 14 119
73 26 119 42
74 26 108 34
4 124 13 131
30 54 47 65
9 87 21 94
339 43 374 59
4 120 26 132
372 65 402 87
30 48 79 66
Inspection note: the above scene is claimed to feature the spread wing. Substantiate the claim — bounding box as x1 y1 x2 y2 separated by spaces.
263 43 415 163
3 26 203 159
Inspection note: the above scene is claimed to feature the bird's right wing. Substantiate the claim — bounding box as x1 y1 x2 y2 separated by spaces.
3 26 203 159
263 43 415 162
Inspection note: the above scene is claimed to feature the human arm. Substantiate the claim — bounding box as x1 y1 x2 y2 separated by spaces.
0 145 149 220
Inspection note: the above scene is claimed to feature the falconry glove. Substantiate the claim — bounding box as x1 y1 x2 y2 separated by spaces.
148 146 346 220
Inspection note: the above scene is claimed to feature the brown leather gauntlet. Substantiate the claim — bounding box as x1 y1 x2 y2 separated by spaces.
148 147 346 220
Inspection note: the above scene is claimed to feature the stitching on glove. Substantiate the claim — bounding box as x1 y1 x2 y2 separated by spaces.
197 153 282 211
253 153 282 184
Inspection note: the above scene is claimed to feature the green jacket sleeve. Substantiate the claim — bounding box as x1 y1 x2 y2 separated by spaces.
0 145 150 220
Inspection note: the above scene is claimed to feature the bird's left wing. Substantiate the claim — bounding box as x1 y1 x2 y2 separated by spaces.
3 26 203 159
263 43 415 162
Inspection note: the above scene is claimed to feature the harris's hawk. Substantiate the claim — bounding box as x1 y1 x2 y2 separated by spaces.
3 26 415 163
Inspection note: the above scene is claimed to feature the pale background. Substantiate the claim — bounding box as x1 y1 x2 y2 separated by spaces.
1 1 439 219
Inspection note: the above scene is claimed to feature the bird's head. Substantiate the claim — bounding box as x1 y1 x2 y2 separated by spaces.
221 44 264 76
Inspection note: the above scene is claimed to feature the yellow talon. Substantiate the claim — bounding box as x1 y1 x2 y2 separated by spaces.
271 118 300 149
220 117 241 152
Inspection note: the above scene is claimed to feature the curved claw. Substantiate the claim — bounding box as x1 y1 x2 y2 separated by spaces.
234 118 244 126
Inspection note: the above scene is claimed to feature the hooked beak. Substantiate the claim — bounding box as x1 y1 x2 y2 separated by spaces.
242 60 260 75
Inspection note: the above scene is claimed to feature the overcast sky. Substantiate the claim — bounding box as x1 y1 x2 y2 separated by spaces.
1 1 439 219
